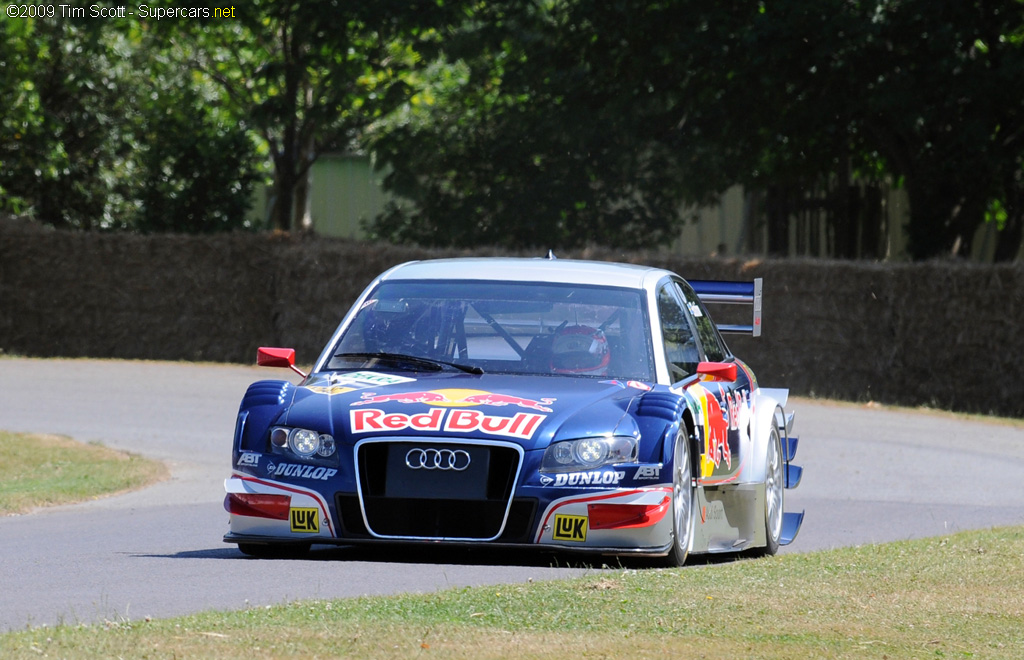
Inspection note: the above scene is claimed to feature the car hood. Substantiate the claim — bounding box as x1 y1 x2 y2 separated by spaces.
277 371 654 451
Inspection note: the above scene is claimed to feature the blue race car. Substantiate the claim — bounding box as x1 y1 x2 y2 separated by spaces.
224 257 803 564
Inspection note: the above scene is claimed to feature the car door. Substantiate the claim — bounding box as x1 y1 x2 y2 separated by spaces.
659 279 748 484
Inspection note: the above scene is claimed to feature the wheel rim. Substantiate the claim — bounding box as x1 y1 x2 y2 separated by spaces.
673 434 692 553
766 428 784 543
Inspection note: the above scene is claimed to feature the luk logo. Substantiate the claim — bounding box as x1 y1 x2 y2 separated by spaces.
553 514 588 542
290 507 319 533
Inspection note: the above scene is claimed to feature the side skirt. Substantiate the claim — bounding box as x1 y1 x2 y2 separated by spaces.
690 483 763 554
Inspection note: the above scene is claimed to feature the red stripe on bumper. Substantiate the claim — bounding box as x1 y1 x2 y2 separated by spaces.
224 492 290 520
587 497 671 530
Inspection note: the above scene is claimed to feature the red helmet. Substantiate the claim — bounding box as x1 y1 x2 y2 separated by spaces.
551 325 611 375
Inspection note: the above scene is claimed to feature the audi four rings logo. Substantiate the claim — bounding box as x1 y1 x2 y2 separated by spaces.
405 448 472 471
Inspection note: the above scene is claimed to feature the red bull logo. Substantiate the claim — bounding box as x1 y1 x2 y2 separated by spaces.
350 408 546 440
458 392 555 412
352 388 555 412
349 388 555 440
351 390 452 405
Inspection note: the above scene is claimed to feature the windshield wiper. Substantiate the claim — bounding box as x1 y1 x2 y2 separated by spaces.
332 352 484 375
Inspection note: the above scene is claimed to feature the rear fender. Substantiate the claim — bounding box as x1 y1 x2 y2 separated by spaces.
745 388 788 484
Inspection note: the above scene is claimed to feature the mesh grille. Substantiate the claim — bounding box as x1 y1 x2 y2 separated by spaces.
356 440 522 540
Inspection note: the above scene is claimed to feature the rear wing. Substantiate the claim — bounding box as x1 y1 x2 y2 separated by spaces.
688 278 762 337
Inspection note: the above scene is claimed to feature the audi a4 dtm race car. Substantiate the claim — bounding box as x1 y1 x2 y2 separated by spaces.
224 257 804 564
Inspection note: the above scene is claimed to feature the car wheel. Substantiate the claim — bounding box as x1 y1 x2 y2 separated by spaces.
658 429 694 567
237 542 311 559
753 419 784 557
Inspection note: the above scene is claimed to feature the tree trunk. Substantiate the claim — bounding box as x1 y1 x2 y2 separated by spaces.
292 166 311 232
271 16 300 233
765 185 790 257
993 184 1024 262
993 212 1023 262
903 178 985 260
272 159 295 232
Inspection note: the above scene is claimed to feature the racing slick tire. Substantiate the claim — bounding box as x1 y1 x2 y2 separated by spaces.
237 542 312 559
749 416 784 557
657 428 695 567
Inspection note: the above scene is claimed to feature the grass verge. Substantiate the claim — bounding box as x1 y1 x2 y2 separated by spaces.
0 431 168 515
1 526 1022 659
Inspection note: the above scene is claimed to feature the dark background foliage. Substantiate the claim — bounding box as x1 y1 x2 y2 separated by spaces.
1 1 1022 259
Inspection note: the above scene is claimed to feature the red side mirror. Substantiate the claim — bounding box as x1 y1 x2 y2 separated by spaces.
696 361 737 382
257 347 295 368
256 347 306 378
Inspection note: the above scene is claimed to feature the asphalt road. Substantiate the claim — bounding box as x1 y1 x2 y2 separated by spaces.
2 357 1023 631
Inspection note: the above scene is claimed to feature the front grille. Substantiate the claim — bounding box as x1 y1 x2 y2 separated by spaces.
335 493 537 542
356 439 522 540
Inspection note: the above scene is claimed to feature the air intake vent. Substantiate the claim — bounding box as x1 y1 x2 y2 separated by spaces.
356 439 523 541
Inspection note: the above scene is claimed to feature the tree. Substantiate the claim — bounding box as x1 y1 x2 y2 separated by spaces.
0 20 38 216
367 2 715 249
0 18 261 233
170 0 468 232
366 0 1024 259
0 19 136 228
366 1 869 250
837 0 1024 259
131 33 262 233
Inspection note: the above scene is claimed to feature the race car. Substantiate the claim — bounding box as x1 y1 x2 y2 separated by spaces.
224 257 803 564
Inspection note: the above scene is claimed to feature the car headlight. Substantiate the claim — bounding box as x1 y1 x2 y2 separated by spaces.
270 426 336 458
541 436 637 471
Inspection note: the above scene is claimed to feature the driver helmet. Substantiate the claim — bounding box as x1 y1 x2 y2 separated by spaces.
551 325 611 375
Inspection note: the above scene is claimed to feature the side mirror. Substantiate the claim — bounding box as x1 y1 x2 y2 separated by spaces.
257 347 306 378
696 361 737 382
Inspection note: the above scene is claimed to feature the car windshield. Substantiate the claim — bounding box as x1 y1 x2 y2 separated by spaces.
325 280 656 381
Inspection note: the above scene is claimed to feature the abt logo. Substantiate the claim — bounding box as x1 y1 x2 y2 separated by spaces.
237 452 260 467
634 466 661 480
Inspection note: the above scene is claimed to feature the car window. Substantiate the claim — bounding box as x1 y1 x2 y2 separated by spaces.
327 280 656 381
657 283 700 382
676 280 730 362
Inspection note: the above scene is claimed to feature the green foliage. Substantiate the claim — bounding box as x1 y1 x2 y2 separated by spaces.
166 0 467 231
367 2 708 249
366 0 1024 258
132 43 262 233
1 2 1022 258
0 18 260 232
0 20 134 228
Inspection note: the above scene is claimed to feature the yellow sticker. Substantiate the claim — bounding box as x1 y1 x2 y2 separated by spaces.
290 507 320 533
306 385 355 396
553 514 588 542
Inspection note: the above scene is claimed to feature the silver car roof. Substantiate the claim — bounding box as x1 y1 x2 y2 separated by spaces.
379 258 673 290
